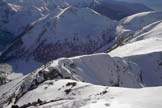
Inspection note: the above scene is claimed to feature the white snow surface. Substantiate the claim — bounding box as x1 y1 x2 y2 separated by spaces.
1 79 162 108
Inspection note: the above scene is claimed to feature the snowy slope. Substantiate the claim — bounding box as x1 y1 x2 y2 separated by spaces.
1 79 162 108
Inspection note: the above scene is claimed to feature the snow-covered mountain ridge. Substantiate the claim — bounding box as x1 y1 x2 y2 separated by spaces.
0 53 161 108
0 1 162 108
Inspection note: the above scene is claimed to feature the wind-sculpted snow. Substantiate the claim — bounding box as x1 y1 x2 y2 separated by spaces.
110 35 162 86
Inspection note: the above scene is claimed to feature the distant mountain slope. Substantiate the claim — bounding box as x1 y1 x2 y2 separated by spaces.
0 2 44 36
0 1 17 51
0 0 151 42
0 30 14 51
131 20 162 42
116 0 162 11
0 0 152 40
91 0 152 20
6 0 152 20
0 0 17 26
0 0 44 51
0 7 117 74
